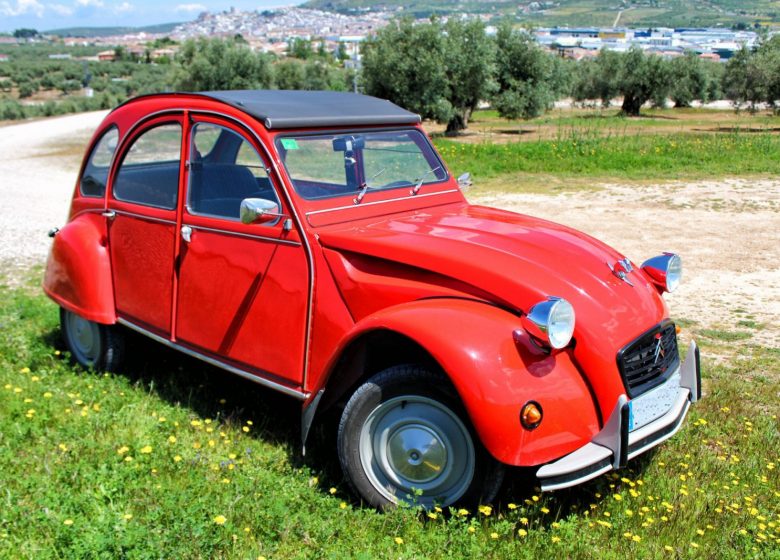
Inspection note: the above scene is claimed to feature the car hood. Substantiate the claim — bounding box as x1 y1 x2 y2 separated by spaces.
317 202 668 364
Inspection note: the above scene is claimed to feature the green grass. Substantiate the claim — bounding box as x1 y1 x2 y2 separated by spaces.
434 131 780 193
1 276 778 558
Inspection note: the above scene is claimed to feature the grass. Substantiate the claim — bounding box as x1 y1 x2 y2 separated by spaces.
434 130 780 194
1 274 778 558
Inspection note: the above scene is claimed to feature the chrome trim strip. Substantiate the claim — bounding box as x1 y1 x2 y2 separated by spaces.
117 317 308 401
305 189 461 217
113 209 176 226
185 223 301 246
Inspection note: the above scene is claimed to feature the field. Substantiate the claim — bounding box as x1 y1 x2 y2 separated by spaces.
0 107 778 558
303 0 780 26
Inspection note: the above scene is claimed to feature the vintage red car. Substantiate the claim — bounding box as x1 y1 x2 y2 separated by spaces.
44 90 701 508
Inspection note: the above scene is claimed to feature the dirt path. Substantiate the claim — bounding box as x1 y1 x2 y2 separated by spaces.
1 112 777 346
0 111 109 275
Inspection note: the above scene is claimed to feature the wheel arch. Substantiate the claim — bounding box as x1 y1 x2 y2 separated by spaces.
302 297 601 467
43 212 116 324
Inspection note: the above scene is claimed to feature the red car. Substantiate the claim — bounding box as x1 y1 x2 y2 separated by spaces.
44 90 701 508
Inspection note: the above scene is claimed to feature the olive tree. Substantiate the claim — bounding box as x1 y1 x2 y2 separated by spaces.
492 22 567 120
669 52 711 107
571 49 622 107
172 38 273 92
361 17 495 135
617 47 672 115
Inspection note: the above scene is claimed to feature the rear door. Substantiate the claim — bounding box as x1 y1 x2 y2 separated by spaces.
107 116 184 336
175 117 309 386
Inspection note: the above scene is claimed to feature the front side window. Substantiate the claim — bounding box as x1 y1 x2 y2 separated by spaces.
188 123 279 221
113 123 182 210
80 126 118 197
276 129 448 200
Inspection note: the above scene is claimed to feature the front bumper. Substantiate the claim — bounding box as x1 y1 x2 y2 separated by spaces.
537 341 701 492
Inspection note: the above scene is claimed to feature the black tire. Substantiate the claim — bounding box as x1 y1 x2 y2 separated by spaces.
60 308 124 372
337 365 504 509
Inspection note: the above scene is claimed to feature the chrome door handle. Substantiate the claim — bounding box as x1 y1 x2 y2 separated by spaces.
181 225 193 243
102 210 116 220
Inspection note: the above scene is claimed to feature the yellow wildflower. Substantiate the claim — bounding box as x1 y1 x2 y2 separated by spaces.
63 519 73 526
140 445 152 454
213 515 227 525
394 537 403 545
518 529 528 537
478 505 492 516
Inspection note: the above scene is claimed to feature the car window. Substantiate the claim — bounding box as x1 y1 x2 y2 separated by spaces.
80 126 118 198
187 123 279 222
277 129 447 200
113 123 182 210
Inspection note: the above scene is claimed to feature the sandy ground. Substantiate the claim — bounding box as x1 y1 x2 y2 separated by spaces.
0 110 109 275
1 111 777 347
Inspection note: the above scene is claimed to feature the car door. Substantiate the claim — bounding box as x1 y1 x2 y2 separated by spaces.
175 117 309 386
108 116 184 336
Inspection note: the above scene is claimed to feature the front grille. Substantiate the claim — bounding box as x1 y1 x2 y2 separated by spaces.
617 321 680 397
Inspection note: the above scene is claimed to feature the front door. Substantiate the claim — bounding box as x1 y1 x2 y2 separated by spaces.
175 117 309 386
108 117 184 336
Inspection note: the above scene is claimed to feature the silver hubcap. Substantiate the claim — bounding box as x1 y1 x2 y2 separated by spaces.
359 395 475 508
65 311 101 366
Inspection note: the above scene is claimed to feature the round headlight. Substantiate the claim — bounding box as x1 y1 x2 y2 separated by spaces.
521 296 576 350
641 253 682 293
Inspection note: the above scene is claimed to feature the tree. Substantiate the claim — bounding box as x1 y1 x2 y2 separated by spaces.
288 38 313 60
441 17 496 134
361 18 452 125
171 38 273 91
669 52 711 107
572 49 621 107
617 47 671 115
13 29 38 39
722 46 767 112
274 59 306 90
492 22 566 120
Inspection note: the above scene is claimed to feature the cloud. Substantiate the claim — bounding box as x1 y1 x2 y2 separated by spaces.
48 3 73 15
175 3 206 12
75 0 103 6
0 0 45 17
115 1 132 12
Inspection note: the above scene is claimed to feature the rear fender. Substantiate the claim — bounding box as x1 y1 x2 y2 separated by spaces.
321 298 601 466
43 212 116 324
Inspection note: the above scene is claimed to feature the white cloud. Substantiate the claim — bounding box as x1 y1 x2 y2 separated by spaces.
0 0 45 17
115 1 132 13
48 2 73 15
175 3 205 12
75 0 103 6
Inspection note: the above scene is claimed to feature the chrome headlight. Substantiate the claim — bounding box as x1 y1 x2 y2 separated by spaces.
641 253 682 293
521 296 576 350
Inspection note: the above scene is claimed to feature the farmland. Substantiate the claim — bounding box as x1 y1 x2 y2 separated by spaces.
0 107 778 558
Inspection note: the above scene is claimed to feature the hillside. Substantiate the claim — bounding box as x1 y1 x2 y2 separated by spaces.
45 22 182 38
302 0 780 27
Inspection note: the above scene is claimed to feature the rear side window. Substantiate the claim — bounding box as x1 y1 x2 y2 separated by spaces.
113 123 182 210
80 126 118 197
188 123 279 221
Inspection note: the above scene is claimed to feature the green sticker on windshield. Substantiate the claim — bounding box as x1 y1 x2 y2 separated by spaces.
281 138 299 150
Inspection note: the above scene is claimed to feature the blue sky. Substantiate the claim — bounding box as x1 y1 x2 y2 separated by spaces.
0 0 305 32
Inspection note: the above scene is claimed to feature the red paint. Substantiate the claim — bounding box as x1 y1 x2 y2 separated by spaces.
44 92 679 469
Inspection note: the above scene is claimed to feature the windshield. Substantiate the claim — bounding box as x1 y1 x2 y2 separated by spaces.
276 129 448 201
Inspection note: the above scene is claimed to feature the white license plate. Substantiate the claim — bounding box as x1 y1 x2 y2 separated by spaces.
628 369 681 431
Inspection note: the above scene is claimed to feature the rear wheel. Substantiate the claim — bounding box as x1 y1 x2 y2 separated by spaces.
60 308 124 371
337 365 504 509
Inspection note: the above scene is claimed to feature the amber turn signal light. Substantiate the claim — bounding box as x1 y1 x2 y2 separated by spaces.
675 325 681 334
521 401 543 430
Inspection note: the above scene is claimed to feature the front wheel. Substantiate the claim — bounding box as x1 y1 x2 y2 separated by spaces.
337 365 504 509
60 308 124 371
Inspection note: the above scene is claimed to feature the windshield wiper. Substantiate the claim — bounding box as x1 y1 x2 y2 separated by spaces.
353 167 387 205
410 166 442 196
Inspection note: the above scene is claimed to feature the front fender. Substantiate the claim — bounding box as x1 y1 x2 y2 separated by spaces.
43 212 116 324
331 298 601 467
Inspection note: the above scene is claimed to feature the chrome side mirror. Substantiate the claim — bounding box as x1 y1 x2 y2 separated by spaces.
457 172 472 189
240 198 281 225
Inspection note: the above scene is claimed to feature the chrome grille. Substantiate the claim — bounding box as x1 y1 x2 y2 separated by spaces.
617 322 680 397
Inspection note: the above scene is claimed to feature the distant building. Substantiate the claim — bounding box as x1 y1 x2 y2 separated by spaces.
0 53 9 62
48 53 72 60
98 50 116 62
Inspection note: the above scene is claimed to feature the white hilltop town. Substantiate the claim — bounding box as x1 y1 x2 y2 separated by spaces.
8 6 773 64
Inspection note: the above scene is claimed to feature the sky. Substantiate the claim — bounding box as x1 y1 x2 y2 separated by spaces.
0 0 305 32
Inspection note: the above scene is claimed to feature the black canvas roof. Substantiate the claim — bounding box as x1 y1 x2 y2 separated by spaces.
201 90 421 130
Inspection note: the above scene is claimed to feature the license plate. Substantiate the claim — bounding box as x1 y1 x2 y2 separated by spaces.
628 369 681 431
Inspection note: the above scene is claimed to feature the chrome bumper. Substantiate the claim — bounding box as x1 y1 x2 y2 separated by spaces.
537 341 701 492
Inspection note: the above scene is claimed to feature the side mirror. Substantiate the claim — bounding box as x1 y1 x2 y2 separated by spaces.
457 172 472 189
240 198 281 225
